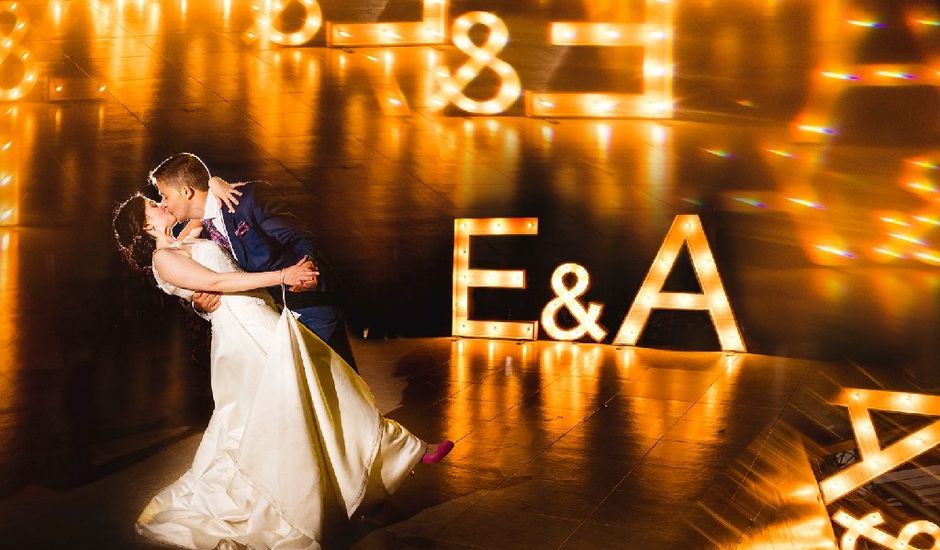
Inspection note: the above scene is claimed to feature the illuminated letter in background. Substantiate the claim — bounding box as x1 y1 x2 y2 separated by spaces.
832 509 940 550
328 0 448 47
526 0 674 118
541 263 607 342
0 2 37 101
332 50 411 116
793 1 940 142
818 388 940 504
718 146 857 266
0 108 14 226
453 218 538 340
871 157 940 266
432 12 521 115
245 0 323 46
613 215 745 352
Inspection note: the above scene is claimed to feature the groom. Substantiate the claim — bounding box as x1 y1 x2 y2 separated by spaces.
150 152 358 371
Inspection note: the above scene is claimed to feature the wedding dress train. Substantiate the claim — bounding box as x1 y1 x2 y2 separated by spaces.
138 239 425 549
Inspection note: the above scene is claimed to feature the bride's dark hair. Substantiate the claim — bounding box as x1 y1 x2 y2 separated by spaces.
113 193 156 271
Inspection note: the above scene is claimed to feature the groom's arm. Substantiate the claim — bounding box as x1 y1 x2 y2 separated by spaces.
249 183 327 291
191 291 221 315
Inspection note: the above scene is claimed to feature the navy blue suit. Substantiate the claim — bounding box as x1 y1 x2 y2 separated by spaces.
218 182 357 370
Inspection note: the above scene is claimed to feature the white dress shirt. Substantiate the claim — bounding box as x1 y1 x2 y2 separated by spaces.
202 190 233 244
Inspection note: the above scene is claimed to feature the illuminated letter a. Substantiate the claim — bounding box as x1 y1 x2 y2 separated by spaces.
613 215 745 352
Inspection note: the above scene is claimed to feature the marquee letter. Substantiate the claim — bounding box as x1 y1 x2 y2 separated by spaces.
526 0 674 118
0 2 37 101
613 215 745 352
720 146 856 266
328 0 448 47
331 49 411 115
871 157 940 266
793 1 940 142
819 388 940 504
245 0 323 46
453 218 538 340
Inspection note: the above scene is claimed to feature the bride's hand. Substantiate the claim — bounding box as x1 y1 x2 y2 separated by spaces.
208 176 245 213
281 258 319 287
288 257 319 292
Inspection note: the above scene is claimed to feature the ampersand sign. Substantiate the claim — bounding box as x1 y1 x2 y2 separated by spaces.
834 509 940 550
432 11 521 114
0 2 36 101
245 0 323 46
541 263 607 342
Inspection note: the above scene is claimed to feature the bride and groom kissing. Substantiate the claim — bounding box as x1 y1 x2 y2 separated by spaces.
113 153 453 549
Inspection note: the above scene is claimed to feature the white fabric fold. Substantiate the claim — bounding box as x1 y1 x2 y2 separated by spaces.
139 240 426 549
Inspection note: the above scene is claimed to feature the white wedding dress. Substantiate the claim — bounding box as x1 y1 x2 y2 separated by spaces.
137 239 426 549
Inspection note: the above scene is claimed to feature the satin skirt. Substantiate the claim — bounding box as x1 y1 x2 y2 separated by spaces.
136 299 425 549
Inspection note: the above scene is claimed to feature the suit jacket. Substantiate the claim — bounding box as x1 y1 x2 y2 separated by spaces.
219 182 339 310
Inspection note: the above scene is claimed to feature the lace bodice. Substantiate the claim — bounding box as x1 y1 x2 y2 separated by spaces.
151 240 273 311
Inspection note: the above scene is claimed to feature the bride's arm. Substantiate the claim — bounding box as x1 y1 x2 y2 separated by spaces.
153 250 314 293
176 219 203 240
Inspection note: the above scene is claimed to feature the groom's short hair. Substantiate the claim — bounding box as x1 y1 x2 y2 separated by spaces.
150 153 210 191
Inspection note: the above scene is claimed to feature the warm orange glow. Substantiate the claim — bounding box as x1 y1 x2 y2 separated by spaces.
541 263 607 341
0 109 15 229
819 388 940 504
526 93 673 119
832 509 940 550
793 2 940 142
549 22 669 46
537 342 602 411
526 0 674 119
331 49 411 115
245 0 323 46
613 215 745 352
432 12 521 115
0 101 20 380
0 228 17 378
870 157 940 266
48 78 109 101
0 2 37 101
453 218 538 340
718 147 857 266
327 0 448 47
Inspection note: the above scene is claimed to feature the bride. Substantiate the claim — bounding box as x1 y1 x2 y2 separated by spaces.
112 192 453 549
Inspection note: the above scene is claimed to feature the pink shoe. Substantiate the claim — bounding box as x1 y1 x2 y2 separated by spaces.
422 440 454 464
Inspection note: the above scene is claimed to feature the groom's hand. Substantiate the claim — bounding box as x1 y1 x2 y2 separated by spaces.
288 257 319 292
192 291 222 314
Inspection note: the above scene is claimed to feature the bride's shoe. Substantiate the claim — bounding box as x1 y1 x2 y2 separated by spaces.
422 440 454 464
